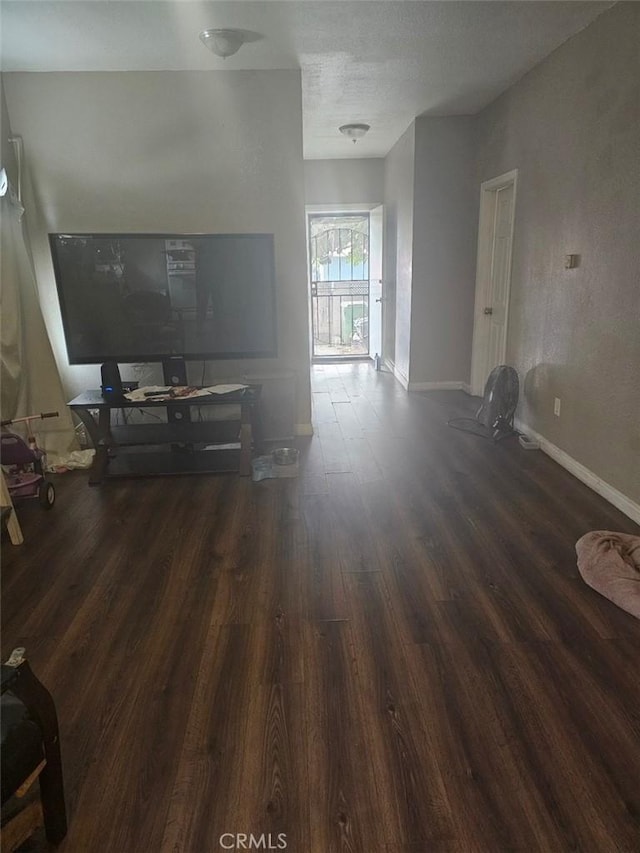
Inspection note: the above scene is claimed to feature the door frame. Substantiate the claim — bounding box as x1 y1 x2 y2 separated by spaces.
470 169 518 396
305 204 382 363
368 204 384 367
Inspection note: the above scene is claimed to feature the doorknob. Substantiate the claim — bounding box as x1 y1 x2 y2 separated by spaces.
376 297 383 303
483 307 493 315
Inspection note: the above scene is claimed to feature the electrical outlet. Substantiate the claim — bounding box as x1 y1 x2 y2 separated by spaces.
554 397 561 417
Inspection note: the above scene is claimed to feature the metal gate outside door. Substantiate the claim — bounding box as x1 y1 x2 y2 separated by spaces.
309 214 370 359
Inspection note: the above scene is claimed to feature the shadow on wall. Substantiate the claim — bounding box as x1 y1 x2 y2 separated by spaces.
523 362 561 412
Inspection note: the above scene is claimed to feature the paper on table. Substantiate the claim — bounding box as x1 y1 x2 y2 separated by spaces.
124 386 171 402
201 384 249 395
124 384 248 402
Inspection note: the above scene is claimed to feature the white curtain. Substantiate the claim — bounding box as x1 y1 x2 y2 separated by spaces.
1 180 78 466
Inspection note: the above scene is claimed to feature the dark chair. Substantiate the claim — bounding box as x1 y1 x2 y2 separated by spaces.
1 648 67 851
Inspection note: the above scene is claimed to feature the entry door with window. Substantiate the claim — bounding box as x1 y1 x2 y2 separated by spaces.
309 214 370 359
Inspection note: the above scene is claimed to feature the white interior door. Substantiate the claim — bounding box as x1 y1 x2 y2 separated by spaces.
368 204 383 363
470 171 517 395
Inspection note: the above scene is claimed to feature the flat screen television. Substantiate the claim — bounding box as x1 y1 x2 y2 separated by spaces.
49 233 278 366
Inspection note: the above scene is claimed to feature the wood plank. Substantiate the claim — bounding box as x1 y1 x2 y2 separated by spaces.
327 473 383 573
222 682 310 851
300 493 348 621
303 620 384 852
318 421 352 474
343 572 455 848
312 391 337 424
329 387 351 404
333 401 364 438
344 436 384 484
350 393 385 432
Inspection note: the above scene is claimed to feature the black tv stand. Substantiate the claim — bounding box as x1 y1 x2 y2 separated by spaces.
162 357 190 425
68 385 262 485
162 356 188 387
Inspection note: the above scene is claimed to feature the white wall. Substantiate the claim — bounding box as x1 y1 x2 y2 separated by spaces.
3 70 312 429
475 1 640 505
410 116 476 386
304 159 384 207
383 124 415 384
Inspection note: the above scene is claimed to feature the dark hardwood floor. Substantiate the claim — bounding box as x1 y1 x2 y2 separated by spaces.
3 363 639 852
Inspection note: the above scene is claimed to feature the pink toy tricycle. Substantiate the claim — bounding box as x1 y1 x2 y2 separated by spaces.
0 412 58 509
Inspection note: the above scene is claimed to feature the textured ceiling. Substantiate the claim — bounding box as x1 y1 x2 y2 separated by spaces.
1 1 612 159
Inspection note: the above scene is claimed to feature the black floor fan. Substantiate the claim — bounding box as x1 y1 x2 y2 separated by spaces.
448 365 519 441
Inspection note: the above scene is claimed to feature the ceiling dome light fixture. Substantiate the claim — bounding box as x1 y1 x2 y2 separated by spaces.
339 123 371 143
199 28 248 59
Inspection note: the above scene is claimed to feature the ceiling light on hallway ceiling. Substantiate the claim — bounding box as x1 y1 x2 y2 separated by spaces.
339 123 371 143
199 28 248 59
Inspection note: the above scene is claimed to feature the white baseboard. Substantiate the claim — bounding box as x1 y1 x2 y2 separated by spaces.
408 381 469 392
389 362 409 389
515 419 640 525
294 423 314 437
387 367 472 395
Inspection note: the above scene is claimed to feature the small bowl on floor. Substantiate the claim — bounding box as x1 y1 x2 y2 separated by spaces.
272 447 299 466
